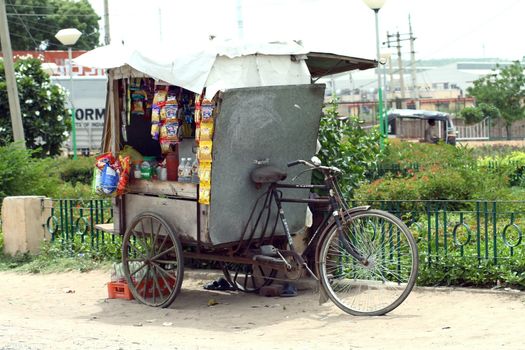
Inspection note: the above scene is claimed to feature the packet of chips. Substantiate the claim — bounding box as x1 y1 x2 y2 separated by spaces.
198 183 211 205
198 141 213 162
201 99 214 122
116 156 131 196
151 123 160 140
95 152 116 170
199 122 214 141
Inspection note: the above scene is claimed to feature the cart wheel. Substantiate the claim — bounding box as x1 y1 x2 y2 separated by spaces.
122 212 184 308
222 263 276 293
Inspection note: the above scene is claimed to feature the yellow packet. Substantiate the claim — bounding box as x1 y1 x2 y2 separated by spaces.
198 162 212 185
198 141 213 162
200 122 214 141
199 183 211 205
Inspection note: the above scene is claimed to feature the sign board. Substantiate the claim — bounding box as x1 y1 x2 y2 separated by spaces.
52 76 107 152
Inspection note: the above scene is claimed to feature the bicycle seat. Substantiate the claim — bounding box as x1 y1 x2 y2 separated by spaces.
251 166 287 184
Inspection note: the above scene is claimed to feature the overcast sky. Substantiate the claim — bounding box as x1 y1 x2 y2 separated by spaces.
88 0 524 61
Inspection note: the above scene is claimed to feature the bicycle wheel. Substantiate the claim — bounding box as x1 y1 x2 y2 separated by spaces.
122 212 184 308
318 209 418 316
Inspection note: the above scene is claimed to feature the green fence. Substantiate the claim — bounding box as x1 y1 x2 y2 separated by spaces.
45 198 120 253
44 198 525 265
353 200 525 265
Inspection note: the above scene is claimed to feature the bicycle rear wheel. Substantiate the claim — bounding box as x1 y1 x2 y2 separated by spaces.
318 209 418 316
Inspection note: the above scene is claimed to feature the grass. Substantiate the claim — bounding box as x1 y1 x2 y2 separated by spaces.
0 234 113 274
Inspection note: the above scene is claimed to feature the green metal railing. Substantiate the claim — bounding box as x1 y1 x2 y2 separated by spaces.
353 200 525 265
45 198 119 253
43 198 525 266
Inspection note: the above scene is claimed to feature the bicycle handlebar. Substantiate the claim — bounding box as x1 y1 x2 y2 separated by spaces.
287 159 342 174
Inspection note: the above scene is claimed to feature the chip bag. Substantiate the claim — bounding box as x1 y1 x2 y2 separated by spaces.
116 156 131 196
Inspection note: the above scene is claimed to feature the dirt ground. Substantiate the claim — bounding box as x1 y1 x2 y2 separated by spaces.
1 270 524 350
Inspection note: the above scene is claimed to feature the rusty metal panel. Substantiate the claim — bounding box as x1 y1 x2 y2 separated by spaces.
123 194 207 244
208 84 325 246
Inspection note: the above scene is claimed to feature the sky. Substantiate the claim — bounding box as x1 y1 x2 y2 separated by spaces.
88 0 525 61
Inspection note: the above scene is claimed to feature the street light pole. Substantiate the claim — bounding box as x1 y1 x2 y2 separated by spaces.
55 28 82 159
362 0 386 148
67 46 77 159
373 9 384 147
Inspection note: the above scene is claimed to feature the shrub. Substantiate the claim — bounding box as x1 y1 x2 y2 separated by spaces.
53 156 95 185
0 143 61 198
316 98 383 194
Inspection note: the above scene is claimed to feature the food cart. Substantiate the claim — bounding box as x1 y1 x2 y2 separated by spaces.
76 40 418 316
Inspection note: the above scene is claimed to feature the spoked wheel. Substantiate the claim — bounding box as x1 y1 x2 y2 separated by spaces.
122 212 184 308
318 209 418 316
222 263 277 293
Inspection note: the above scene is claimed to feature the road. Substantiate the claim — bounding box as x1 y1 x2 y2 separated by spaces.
0 270 524 350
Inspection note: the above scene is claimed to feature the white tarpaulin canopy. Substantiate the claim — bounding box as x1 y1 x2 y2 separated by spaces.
74 39 376 97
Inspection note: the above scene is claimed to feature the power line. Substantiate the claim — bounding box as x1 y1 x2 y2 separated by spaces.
6 13 99 17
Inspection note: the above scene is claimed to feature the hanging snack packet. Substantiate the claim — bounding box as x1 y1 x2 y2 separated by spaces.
92 167 103 195
198 162 212 185
199 122 214 141
116 156 131 196
95 152 116 170
151 123 160 140
198 141 213 162
160 139 172 154
164 123 180 141
198 183 211 205
151 106 160 123
100 163 119 195
153 89 168 105
201 99 214 122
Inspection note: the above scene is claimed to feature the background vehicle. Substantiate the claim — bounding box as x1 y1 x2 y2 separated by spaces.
387 109 457 145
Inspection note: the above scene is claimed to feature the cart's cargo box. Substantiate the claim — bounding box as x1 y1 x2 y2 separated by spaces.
208 84 324 245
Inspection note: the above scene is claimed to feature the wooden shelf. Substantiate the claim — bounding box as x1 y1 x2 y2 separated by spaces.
94 223 119 235
126 179 197 199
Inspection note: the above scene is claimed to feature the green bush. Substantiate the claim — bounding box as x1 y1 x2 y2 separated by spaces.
0 143 96 199
53 156 95 185
316 98 383 194
418 251 525 290
0 143 61 198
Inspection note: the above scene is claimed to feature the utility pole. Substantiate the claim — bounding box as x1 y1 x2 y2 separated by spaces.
395 32 406 100
409 14 418 105
0 0 25 147
385 22 419 108
103 0 110 45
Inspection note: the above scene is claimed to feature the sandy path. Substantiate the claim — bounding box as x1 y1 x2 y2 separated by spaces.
0 270 524 350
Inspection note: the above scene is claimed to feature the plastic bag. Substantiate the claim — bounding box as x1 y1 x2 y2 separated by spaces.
100 163 119 195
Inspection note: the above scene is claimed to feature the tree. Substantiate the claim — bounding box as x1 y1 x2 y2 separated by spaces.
6 0 100 50
459 103 500 125
467 61 525 139
0 56 70 156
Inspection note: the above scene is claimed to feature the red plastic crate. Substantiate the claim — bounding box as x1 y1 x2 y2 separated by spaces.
107 280 134 300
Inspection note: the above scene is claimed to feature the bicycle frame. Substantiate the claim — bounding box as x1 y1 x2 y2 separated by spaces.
273 178 368 268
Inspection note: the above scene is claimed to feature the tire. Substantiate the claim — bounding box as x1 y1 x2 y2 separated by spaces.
122 212 184 308
318 209 418 316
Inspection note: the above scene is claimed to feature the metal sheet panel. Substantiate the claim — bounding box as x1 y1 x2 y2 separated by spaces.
209 84 325 246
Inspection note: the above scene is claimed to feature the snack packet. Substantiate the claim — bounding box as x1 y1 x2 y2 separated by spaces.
116 156 131 196
198 141 213 162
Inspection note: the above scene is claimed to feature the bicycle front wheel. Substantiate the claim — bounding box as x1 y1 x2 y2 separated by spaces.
318 209 418 316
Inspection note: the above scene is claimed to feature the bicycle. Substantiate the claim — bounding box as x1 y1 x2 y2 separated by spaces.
241 157 419 316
